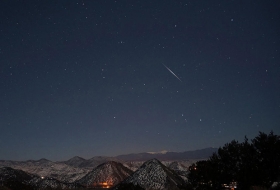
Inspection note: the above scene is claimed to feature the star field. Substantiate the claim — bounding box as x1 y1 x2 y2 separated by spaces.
0 0 280 161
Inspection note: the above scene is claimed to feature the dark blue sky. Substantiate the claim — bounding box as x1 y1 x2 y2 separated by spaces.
1 0 279 161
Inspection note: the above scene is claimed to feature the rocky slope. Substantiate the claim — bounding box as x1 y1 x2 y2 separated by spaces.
0 159 89 183
77 161 133 188
116 159 186 190
0 167 81 190
167 161 189 181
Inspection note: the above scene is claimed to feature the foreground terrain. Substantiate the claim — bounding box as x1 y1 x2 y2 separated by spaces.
0 148 213 190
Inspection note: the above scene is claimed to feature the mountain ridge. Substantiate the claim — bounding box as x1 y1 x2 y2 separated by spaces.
0 147 217 163
115 147 217 161
115 158 186 190
77 161 133 188
0 147 217 185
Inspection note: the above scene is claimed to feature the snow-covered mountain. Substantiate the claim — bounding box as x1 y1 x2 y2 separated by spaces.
123 159 204 174
62 155 119 168
167 161 189 182
147 150 168 154
0 167 36 189
0 156 124 184
116 147 217 161
0 167 81 190
168 161 188 171
0 159 191 189
116 159 186 190
0 148 216 189
62 156 86 168
123 161 145 171
77 161 133 188
0 159 89 183
31 177 82 189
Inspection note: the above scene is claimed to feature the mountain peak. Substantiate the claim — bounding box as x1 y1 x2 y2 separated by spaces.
37 158 51 163
121 159 185 190
147 150 168 155
142 158 162 165
63 156 86 168
67 156 85 162
116 148 218 161
77 161 132 188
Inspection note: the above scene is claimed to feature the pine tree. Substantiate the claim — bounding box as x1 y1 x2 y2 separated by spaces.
188 131 280 189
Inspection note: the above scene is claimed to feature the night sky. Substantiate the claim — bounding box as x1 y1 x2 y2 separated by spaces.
1 1 280 161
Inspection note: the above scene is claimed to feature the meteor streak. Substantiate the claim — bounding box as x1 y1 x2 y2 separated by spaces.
162 63 182 82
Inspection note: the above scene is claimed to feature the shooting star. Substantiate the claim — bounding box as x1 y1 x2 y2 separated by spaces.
162 63 182 82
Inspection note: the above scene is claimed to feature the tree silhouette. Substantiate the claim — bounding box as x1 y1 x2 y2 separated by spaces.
252 132 280 187
188 131 280 189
